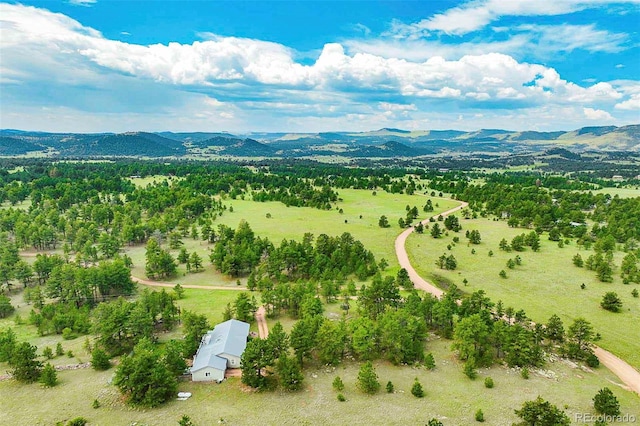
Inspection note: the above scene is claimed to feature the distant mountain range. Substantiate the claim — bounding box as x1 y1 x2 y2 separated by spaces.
1 125 638 158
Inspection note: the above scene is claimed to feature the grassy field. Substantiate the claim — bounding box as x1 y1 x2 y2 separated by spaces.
215 188 458 273
406 217 640 369
1 337 637 426
128 175 182 188
126 237 243 288
173 287 259 334
11 188 457 285
0 198 31 210
121 189 457 284
0 291 91 364
589 187 640 198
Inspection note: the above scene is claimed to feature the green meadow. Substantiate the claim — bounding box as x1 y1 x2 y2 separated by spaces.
406 217 640 369
123 189 457 287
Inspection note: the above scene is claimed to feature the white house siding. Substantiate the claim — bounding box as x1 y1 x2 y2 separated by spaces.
220 353 241 368
192 367 225 382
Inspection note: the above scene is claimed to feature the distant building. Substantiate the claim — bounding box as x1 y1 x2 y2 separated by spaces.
190 319 250 382
612 175 624 182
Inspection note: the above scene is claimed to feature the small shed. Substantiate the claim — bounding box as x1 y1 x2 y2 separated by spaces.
190 319 250 382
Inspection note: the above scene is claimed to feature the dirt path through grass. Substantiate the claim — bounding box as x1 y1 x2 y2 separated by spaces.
255 306 269 339
395 200 640 396
394 200 468 298
131 275 247 291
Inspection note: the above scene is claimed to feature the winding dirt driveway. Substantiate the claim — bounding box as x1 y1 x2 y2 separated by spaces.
395 201 468 298
394 200 640 396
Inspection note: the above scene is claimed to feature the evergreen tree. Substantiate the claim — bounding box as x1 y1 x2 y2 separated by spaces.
0 295 15 319
410 378 424 397
396 268 412 291
572 253 584 267
513 396 570 426
182 311 210 358
177 248 189 264
600 292 622 312
386 380 394 393
233 293 257 323
42 346 53 359
276 355 304 391
545 314 565 342
468 230 482 244
356 361 380 394
40 362 58 387
266 322 289 360
290 316 321 366
593 387 620 416
332 376 345 391
91 348 112 370
113 339 177 407
189 252 203 272
9 342 42 383
0 328 17 362
424 352 436 370
240 338 273 389
163 340 187 377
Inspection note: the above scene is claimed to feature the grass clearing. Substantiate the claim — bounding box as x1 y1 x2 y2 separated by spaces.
121 189 457 283
172 287 257 333
0 198 31 210
588 187 640 198
406 217 640 369
216 188 458 272
1 338 637 426
127 175 182 188
125 238 243 288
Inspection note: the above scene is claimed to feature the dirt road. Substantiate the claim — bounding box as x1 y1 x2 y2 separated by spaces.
593 346 640 395
394 200 640 396
394 201 468 298
255 306 269 339
131 275 247 291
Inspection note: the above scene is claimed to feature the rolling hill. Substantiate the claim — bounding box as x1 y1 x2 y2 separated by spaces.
1 125 638 158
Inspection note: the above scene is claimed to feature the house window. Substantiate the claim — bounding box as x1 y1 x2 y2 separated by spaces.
205 372 210 377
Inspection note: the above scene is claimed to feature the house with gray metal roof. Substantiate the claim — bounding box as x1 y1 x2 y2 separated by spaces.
190 319 250 382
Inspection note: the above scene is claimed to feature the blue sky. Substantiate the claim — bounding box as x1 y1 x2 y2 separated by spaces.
1 0 638 133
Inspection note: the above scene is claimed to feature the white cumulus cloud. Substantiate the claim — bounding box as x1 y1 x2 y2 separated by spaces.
0 3 635 132
584 107 614 120
388 0 640 37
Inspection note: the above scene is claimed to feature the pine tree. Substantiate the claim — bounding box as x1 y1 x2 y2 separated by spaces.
357 361 380 394
40 362 57 387
91 348 112 371
411 378 424 398
276 355 304 391
386 380 394 393
9 342 42 383
332 376 345 391
593 387 620 416
600 292 622 312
